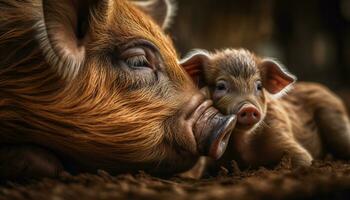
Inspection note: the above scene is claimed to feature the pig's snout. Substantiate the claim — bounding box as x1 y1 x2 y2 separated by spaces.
237 104 261 126
180 94 236 160
193 104 236 160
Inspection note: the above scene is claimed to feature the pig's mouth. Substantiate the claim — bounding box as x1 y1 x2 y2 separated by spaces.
180 94 236 160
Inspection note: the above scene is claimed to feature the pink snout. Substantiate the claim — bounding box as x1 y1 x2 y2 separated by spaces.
237 104 261 126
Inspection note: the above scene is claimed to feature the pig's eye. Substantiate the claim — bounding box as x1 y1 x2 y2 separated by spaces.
213 80 228 101
125 55 150 68
121 47 153 69
256 81 263 91
215 80 228 91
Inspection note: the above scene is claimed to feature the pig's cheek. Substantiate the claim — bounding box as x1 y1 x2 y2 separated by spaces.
175 118 198 155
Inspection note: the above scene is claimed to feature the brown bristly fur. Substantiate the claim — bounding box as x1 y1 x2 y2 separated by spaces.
0 0 201 177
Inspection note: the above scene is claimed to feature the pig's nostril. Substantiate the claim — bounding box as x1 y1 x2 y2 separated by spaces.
240 112 247 117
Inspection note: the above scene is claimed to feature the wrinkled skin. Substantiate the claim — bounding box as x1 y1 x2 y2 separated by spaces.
0 0 235 180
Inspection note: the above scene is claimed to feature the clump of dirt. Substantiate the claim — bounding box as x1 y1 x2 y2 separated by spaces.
1 158 350 200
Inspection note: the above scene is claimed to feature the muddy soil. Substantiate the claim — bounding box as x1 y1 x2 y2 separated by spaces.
1 156 350 200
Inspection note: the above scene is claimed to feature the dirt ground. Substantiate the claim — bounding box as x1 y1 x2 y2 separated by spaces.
1 156 350 200
1 93 350 200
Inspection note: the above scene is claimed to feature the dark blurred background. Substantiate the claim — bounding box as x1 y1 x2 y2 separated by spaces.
168 0 350 97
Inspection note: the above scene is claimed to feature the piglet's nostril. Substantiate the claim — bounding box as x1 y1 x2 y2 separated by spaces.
240 112 247 117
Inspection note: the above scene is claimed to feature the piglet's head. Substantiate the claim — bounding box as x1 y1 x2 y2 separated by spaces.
180 49 296 132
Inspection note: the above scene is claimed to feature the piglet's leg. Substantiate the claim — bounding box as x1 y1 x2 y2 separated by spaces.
0 145 63 181
298 84 350 159
251 129 313 168
315 107 350 159
282 139 313 167
272 136 313 167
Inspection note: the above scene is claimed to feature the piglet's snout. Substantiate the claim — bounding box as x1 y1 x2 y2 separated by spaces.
237 104 261 126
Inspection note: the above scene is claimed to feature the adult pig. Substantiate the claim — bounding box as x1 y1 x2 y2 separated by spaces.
0 0 235 180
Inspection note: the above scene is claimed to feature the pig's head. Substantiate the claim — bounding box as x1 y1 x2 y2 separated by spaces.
180 49 296 133
0 0 236 175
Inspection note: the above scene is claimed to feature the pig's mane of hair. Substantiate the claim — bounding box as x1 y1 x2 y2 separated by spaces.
0 0 184 169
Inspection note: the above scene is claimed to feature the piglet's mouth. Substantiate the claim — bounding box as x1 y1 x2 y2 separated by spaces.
192 101 237 159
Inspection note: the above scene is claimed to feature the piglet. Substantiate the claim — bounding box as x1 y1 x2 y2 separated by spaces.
181 48 350 168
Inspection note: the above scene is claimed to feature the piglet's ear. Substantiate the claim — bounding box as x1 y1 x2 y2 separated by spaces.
260 59 296 96
132 0 177 29
179 50 210 88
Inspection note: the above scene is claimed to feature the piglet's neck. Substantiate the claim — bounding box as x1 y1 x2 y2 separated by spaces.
230 130 250 151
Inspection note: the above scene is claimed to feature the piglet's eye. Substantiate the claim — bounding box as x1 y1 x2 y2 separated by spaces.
215 80 228 91
213 80 229 101
256 81 263 91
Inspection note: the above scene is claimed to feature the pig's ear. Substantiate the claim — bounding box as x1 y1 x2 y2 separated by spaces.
179 50 210 88
132 0 177 29
260 59 296 97
38 0 98 79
